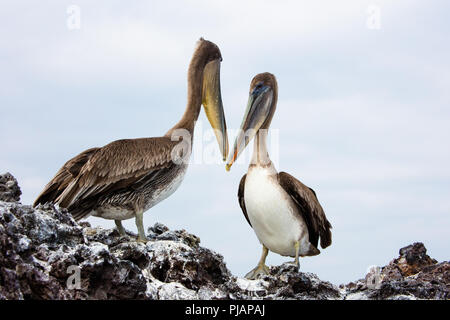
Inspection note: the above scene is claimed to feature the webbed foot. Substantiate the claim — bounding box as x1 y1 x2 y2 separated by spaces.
136 235 149 243
245 263 270 280
285 260 300 271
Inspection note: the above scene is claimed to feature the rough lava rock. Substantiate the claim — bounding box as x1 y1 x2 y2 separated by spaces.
342 242 449 300
0 173 448 300
0 173 21 203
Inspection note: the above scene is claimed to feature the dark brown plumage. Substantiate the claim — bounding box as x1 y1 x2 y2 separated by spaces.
278 171 332 249
34 38 228 241
237 174 250 226
34 147 99 207
51 138 178 220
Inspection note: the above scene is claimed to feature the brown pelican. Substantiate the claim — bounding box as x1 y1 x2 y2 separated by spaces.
225 73 332 279
34 38 228 242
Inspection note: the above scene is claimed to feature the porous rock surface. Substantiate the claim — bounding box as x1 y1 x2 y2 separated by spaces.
342 242 448 300
0 173 448 300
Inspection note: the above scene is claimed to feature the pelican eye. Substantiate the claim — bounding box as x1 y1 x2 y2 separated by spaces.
253 82 265 94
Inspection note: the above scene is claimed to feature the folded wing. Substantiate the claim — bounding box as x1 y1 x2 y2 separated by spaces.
237 174 252 227
278 171 332 249
34 137 179 220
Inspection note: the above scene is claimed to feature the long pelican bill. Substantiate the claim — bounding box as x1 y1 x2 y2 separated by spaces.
226 85 273 171
202 59 229 161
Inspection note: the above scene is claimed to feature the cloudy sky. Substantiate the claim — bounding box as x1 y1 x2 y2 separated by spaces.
1 1 449 284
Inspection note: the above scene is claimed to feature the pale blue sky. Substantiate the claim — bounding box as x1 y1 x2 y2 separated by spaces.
1 1 449 284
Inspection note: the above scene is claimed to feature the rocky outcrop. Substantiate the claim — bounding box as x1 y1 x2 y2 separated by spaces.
0 173 21 203
342 242 448 300
0 173 448 300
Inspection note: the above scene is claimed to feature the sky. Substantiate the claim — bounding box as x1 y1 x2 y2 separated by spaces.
1 1 449 285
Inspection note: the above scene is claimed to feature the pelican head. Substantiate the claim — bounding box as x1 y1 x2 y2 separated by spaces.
193 38 229 161
226 72 278 171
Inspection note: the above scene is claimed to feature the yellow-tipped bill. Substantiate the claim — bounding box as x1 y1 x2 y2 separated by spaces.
226 84 273 170
202 59 229 161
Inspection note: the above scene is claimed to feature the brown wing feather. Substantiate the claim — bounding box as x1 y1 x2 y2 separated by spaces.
33 147 99 207
238 174 252 227
278 171 332 249
55 137 179 220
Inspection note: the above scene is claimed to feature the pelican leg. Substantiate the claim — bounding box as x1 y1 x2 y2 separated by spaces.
288 241 300 271
115 220 126 236
135 211 147 242
245 245 270 279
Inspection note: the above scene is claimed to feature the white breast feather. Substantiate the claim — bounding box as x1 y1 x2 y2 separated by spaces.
244 165 309 257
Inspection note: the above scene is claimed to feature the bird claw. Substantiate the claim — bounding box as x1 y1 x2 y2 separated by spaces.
285 260 300 271
117 230 128 237
136 236 149 243
245 264 270 280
